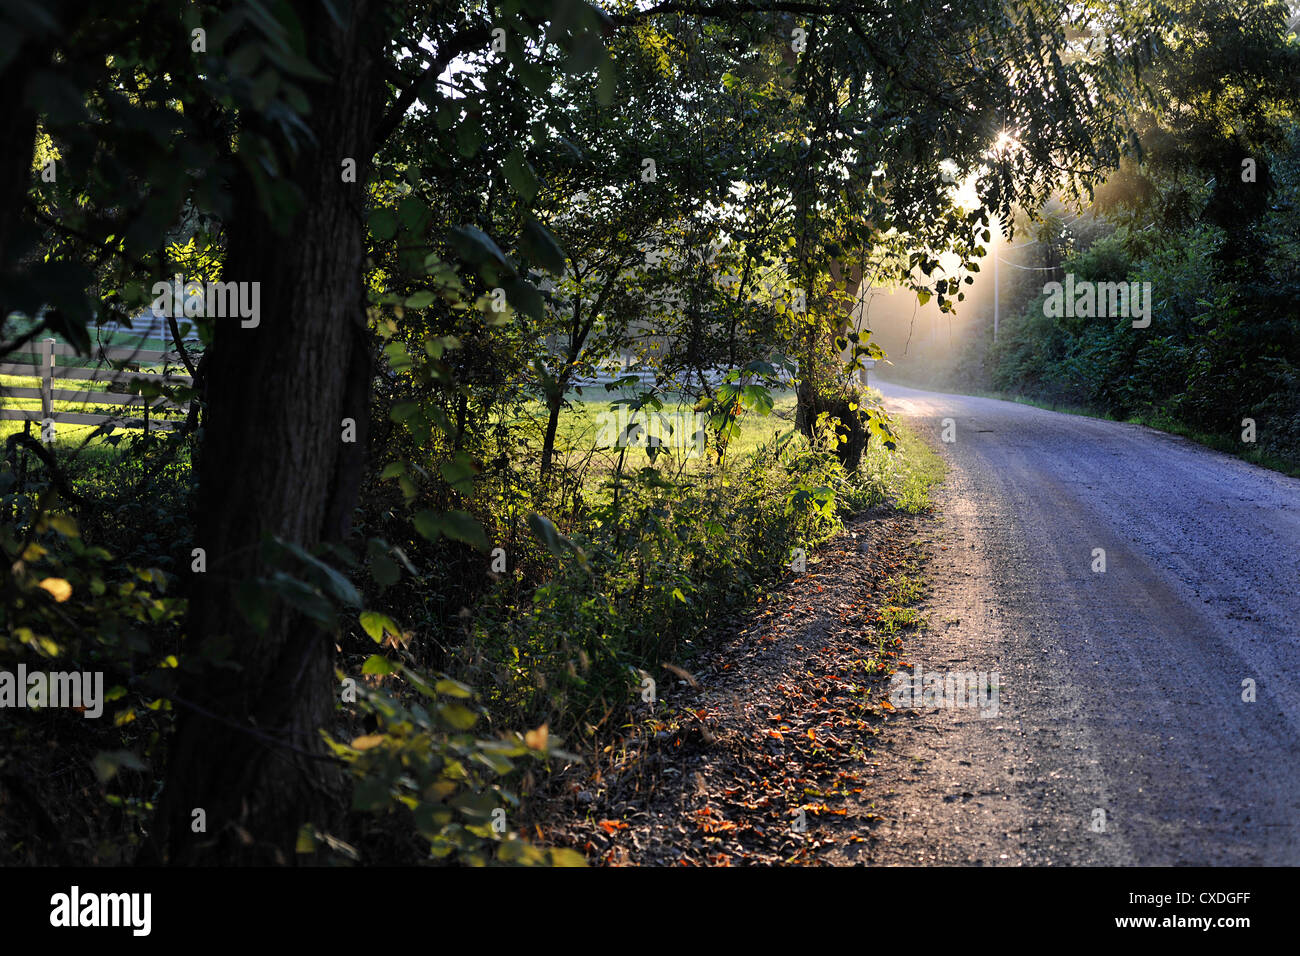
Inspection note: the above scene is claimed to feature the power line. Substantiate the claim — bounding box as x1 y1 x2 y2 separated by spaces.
994 256 1060 271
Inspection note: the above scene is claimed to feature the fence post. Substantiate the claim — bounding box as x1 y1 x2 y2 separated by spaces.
40 337 54 444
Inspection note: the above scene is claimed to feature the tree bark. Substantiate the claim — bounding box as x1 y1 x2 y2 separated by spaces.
540 389 564 478
144 0 383 865
0 31 56 329
794 259 869 471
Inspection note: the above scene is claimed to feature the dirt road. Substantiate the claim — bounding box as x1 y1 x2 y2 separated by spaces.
855 381 1300 865
552 382 1300 865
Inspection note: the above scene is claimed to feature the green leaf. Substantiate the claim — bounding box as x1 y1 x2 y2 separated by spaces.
439 511 488 551
520 218 567 274
352 776 391 812
503 149 538 202
527 513 565 557
295 824 318 854
369 207 397 241
413 510 489 551
547 847 588 867
438 702 480 732
266 572 337 628
527 513 590 572
44 514 79 538
412 510 442 541
274 539 362 608
434 678 474 699
235 579 272 634
359 610 401 643
563 32 604 74
597 56 616 105
456 120 484 158
500 276 545 320
450 789 499 822
440 453 477 495
397 195 430 233
474 750 516 775
450 226 510 270
518 62 550 95
361 654 397 675
741 384 774 416
368 545 400 588
389 401 420 423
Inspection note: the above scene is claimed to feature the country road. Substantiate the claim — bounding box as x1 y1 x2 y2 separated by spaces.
851 381 1300 865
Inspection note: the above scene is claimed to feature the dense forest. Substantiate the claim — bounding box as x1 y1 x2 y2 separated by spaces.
1 0 1297 868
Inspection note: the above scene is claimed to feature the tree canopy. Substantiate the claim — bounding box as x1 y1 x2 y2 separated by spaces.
6 0 1290 866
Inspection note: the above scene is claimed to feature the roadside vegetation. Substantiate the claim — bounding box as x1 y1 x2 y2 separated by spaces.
1 0 1253 867
892 4 1300 475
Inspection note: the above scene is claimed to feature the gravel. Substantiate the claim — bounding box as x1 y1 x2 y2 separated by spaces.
848 381 1300 865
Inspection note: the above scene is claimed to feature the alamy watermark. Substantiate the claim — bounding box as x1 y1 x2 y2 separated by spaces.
50 886 151 936
889 663 1000 717
1043 274 1151 328
595 407 706 457
150 273 260 328
0 666 104 717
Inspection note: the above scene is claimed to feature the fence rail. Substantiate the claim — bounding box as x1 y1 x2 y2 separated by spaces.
0 337 195 439
95 315 202 344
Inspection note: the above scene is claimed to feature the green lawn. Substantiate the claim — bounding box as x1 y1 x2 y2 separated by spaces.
2 318 198 447
549 385 798 462
517 383 943 512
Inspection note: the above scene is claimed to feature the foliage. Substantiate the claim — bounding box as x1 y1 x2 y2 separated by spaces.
0 0 1204 864
325 658 584 866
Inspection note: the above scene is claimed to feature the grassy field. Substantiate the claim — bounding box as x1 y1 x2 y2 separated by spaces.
538 385 800 472
1 322 197 447
525 383 945 513
5 371 946 519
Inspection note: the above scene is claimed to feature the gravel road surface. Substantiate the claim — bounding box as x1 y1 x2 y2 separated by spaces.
848 381 1300 865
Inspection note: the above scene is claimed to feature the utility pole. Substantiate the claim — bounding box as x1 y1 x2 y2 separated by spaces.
992 234 1045 343
993 242 999 343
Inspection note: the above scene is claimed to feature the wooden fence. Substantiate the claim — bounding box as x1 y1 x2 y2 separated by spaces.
0 337 195 440
95 313 202 345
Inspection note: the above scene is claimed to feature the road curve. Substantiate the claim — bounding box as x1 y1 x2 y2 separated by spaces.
847 380 1300 865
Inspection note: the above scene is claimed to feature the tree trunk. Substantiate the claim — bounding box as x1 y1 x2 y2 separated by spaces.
793 259 869 471
144 0 383 865
0 35 55 328
795 376 867 472
540 390 563 478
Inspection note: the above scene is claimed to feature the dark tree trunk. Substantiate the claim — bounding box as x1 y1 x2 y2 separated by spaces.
795 376 868 472
0 37 54 329
144 1 383 865
540 390 563 477
794 260 868 471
